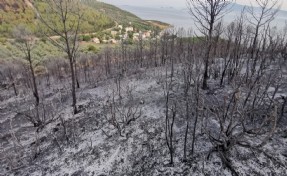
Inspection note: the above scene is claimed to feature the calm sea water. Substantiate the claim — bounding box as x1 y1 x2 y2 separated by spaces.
119 5 287 32
120 6 193 29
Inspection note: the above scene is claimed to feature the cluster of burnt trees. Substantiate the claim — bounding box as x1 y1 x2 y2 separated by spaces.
0 0 287 174
162 0 287 174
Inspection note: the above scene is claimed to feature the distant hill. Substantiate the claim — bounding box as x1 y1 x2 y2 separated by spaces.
80 0 169 31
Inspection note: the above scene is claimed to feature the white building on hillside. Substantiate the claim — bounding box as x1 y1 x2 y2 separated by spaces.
92 38 100 44
125 27 134 32
111 31 118 36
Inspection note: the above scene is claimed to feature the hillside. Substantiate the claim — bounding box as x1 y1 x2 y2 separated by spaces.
0 0 287 175
0 0 116 37
0 0 169 61
0 0 164 38
81 0 169 31
0 0 36 37
0 0 114 37
1 58 287 175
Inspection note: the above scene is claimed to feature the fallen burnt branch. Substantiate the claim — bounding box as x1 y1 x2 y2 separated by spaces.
237 142 287 169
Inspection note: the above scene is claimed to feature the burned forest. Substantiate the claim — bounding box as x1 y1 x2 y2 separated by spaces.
0 0 287 175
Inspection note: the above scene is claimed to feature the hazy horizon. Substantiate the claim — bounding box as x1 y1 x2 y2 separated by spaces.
100 0 287 32
100 0 287 11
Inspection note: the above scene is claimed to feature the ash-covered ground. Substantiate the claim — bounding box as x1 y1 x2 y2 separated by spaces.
0 63 287 176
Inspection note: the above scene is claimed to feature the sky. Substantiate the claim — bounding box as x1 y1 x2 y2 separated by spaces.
100 0 287 11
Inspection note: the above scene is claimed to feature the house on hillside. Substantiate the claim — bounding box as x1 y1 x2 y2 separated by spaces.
144 31 151 38
109 39 117 44
100 9 105 13
123 34 128 39
92 38 100 44
125 27 134 32
133 33 140 40
111 31 118 36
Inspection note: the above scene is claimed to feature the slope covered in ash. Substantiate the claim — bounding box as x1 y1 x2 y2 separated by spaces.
0 62 287 175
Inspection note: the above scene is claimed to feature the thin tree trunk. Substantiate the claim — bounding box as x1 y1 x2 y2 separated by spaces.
191 86 199 156
28 50 39 107
183 74 190 161
70 58 77 114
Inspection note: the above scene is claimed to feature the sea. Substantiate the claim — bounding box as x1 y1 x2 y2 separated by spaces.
118 4 287 33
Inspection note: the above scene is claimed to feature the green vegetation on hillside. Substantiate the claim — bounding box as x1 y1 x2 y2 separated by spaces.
0 0 115 37
0 0 36 37
0 0 165 38
0 0 169 61
34 0 115 34
0 39 64 61
81 0 162 31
